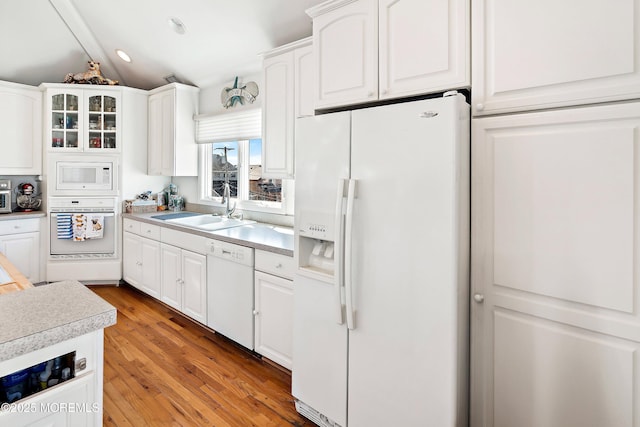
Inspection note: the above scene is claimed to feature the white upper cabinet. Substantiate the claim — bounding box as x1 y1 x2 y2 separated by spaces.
472 0 640 116
42 84 121 153
148 83 199 176
379 0 469 100
308 0 470 110
0 81 42 175
309 0 378 109
262 37 313 179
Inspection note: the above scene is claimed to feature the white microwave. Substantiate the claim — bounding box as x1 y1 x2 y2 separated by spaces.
55 161 115 192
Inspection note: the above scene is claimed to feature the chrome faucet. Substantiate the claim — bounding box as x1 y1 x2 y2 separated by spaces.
221 182 236 218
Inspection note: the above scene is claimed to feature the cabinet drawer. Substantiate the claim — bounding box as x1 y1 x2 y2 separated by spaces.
161 227 208 255
0 218 40 235
123 218 141 234
255 250 294 280
139 223 160 241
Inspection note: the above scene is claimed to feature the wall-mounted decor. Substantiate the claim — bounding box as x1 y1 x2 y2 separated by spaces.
63 60 119 85
221 76 259 108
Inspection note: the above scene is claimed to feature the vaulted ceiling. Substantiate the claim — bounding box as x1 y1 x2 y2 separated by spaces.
1 0 322 90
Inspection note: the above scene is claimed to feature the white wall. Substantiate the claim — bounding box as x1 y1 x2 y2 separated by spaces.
173 72 269 214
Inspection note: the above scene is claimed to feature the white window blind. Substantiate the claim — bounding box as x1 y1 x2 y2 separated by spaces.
195 108 261 143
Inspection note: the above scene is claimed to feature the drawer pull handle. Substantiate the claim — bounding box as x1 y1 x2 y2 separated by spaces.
276 263 282 269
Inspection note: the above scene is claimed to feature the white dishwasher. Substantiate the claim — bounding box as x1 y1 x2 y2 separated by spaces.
206 240 255 349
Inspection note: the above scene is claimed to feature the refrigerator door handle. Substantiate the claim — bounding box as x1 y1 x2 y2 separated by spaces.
334 179 346 325
344 178 357 330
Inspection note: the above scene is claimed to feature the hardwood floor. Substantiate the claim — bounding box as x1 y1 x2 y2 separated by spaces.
89 284 312 427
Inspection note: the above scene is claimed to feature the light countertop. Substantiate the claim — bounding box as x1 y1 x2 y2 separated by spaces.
0 280 116 362
123 212 294 256
0 211 46 221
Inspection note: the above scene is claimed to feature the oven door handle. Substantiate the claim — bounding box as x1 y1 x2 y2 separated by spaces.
50 212 115 217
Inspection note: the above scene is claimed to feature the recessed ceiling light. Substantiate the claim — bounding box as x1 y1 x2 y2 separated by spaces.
115 49 131 63
168 17 186 35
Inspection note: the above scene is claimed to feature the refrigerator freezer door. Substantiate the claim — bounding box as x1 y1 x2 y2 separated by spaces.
294 112 351 245
292 274 348 427
347 96 470 426
292 111 351 427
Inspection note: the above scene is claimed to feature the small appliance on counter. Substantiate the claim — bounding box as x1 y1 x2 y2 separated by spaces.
15 182 41 212
0 180 11 213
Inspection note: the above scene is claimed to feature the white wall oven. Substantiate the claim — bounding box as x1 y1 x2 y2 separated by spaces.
47 197 121 283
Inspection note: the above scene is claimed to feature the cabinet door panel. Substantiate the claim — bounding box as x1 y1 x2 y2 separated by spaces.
0 232 40 283
160 92 176 176
492 311 635 427
147 94 162 175
471 101 640 427
472 0 640 115
0 85 42 174
160 243 181 310
379 0 469 99
254 272 293 369
181 250 206 324
313 0 378 109
141 238 161 299
122 232 142 289
295 44 315 118
262 53 294 178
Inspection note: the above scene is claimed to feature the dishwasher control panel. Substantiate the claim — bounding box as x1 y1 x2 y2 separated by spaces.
207 240 254 266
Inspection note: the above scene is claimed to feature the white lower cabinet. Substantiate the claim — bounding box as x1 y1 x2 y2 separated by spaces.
122 219 161 298
0 373 97 427
0 330 103 427
254 250 294 369
122 232 161 299
160 243 207 325
0 218 41 283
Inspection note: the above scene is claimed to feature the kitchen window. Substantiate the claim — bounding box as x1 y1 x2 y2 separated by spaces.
195 109 292 214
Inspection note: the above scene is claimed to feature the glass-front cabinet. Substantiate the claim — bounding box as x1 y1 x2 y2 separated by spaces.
50 91 80 150
44 86 121 152
87 93 118 150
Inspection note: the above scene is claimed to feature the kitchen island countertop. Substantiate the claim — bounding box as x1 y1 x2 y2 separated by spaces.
0 280 116 362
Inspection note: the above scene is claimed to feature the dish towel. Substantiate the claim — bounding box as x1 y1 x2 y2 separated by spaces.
57 214 73 240
73 214 87 241
85 214 104 240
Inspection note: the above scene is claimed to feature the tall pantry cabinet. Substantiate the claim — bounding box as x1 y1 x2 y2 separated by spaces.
470 1 640 426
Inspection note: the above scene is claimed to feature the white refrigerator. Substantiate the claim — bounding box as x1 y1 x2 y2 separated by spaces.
292 93 470 427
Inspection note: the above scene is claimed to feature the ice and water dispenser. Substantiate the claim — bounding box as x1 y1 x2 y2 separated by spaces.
297 211 337 279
